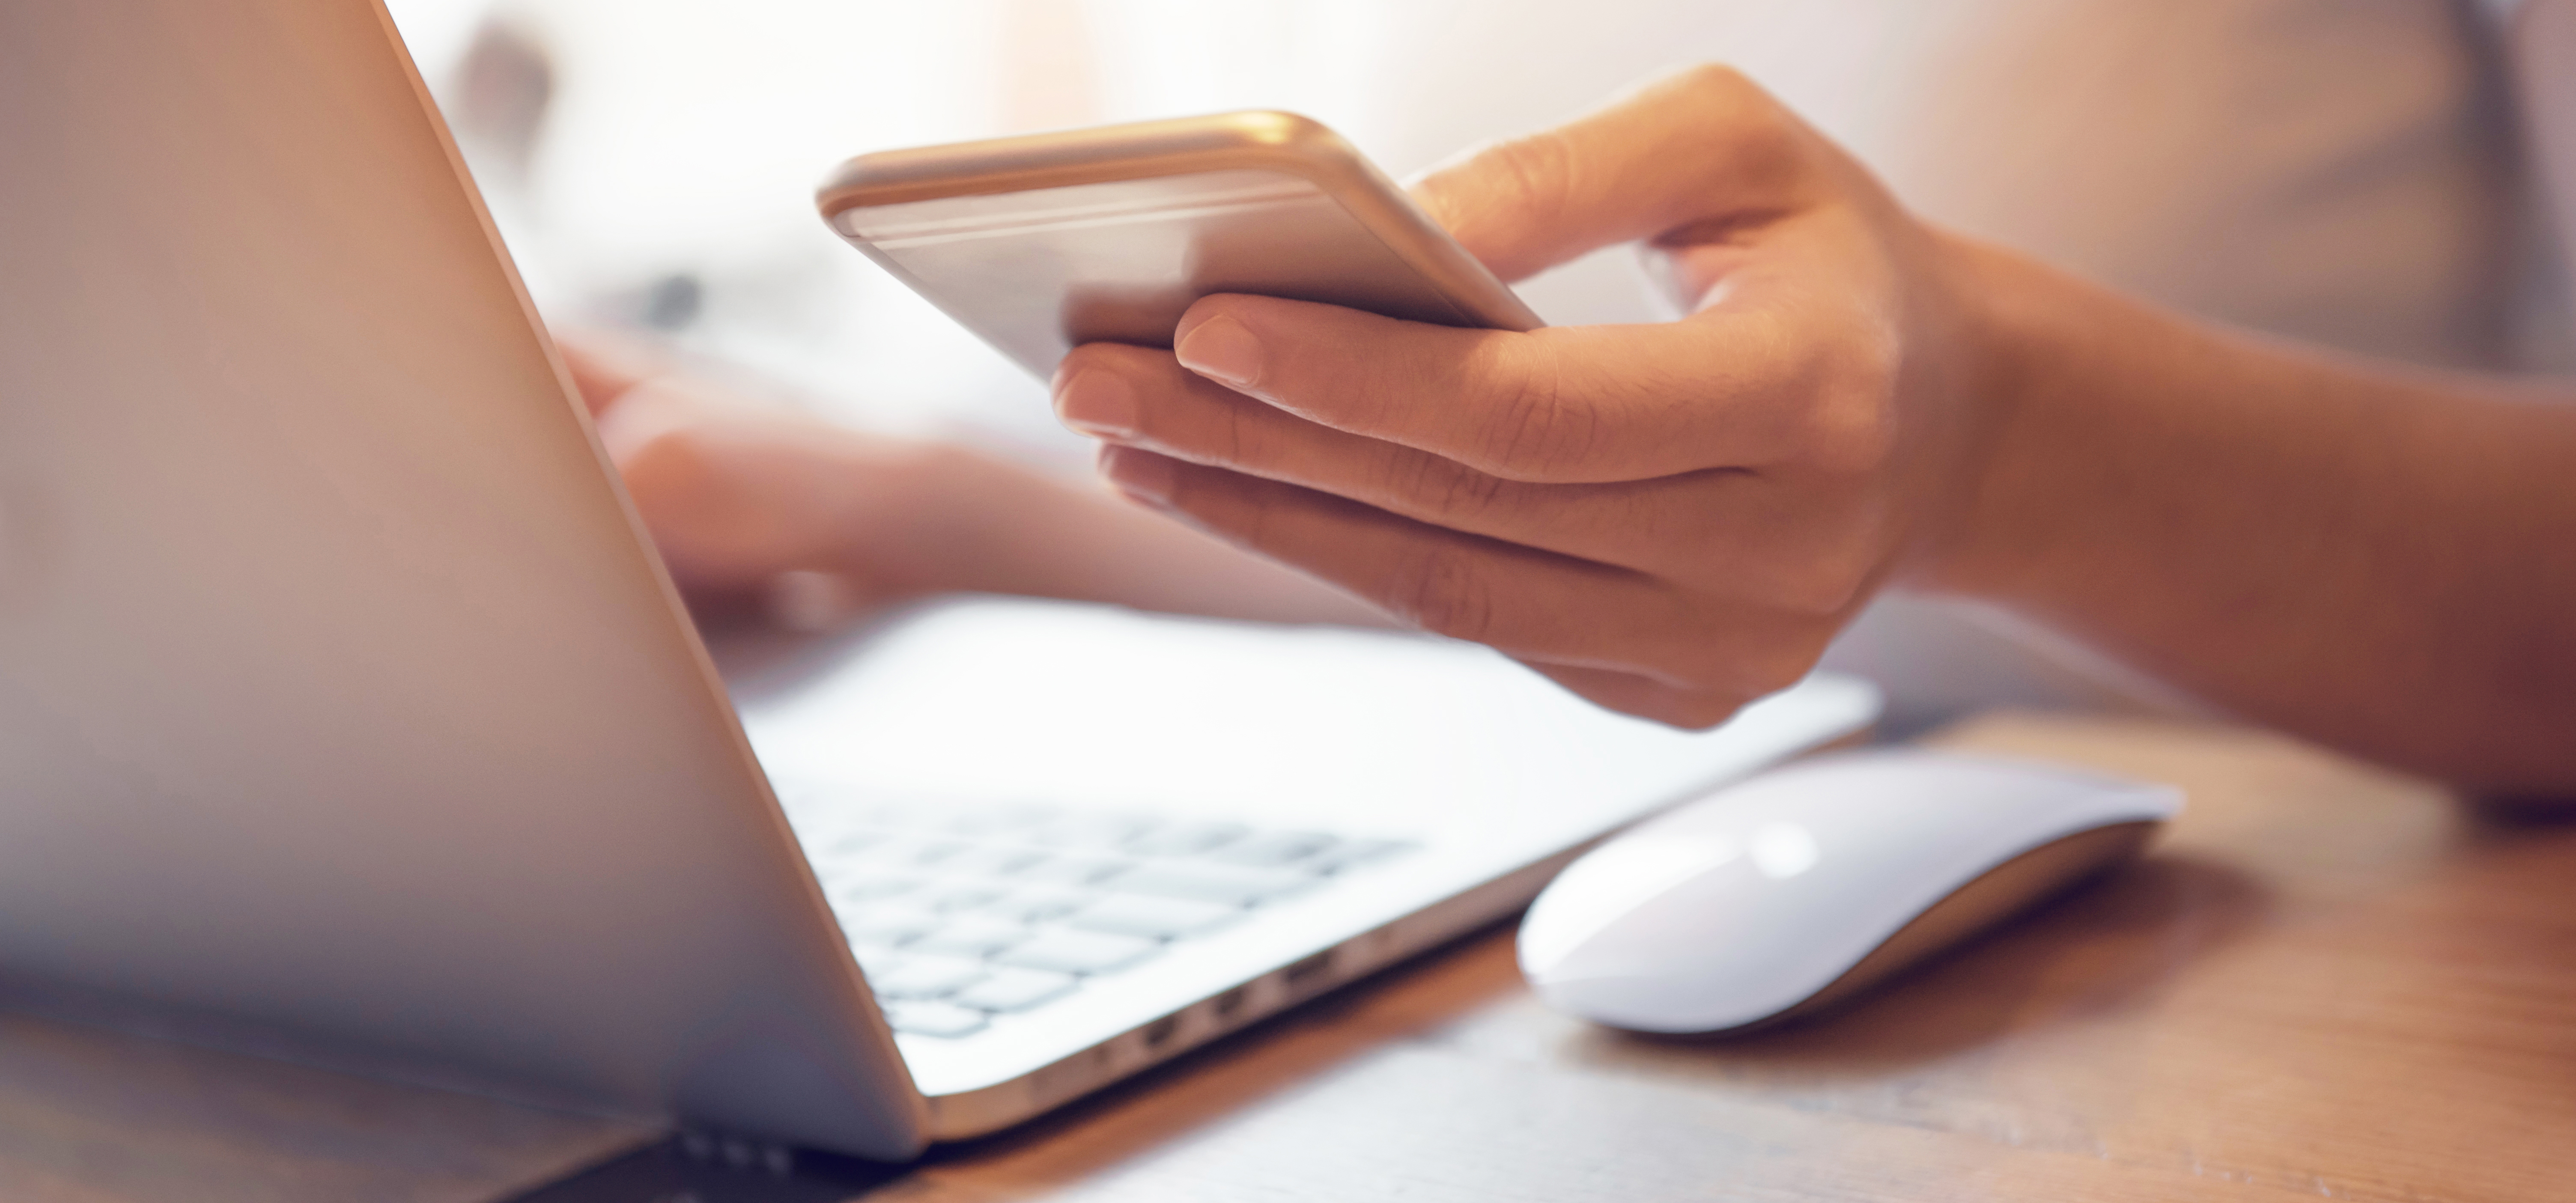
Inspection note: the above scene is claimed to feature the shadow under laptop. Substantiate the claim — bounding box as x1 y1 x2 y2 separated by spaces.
503 1134 908 1203
501 853 2266 1200
501 917 1533 1201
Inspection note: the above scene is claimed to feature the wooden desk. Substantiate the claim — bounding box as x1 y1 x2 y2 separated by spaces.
4 714 2570 1201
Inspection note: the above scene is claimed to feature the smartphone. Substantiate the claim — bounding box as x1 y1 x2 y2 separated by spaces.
815 111 1543 380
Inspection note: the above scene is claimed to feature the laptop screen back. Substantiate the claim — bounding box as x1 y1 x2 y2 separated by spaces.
0 0 920 1158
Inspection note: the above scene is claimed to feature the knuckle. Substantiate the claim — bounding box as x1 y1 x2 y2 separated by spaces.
1385 543 1503 644
1470 342 1595 479
1744 650 1813 700
1215 394 1255 463
1393 453 1512 521
1772 533 1880 615
1732 636 1826 700
1672 63 1783 134
1658 623 1818 708
1663 62 1810 188
1801 330 1901 473
1672 62 1759 106
1481 129 1580 229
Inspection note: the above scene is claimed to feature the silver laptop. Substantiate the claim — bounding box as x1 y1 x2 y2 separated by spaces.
0 0 1878 1159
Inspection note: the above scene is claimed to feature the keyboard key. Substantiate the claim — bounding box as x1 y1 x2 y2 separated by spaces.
1309 839 1417 875
937 804 1058 837
981 887 1097 925
852 947 909 975
1029 815 1157 849
1112 861 1318 907
908 917 1032 959
934 846 1048 878
1204 831 1340 868
996 929 1160 976
868 956 988 1001
915 883 1004 913
950 967 1079 1013
1068 894 1241 940
836 836 962 869
1125 821 1249 857
838 910 937 949
826 830 894 857
902 839 971 868
829 875 924 904
811 795 924 828
880 1000 987 1038
1018 855 1135 888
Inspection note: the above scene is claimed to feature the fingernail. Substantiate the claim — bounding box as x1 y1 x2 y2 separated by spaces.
1175 315 1263 390
1053 369 1139 438
1099 444 1178 506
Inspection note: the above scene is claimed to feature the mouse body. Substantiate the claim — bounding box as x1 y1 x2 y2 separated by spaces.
1518 749 2183 1034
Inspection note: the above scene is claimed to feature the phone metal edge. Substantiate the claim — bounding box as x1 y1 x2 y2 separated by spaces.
814 110 1543 336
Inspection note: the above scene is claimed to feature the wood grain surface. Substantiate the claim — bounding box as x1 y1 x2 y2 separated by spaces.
3 713 2570 1201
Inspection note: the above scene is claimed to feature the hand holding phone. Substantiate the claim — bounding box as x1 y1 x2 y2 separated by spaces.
1035 70 1993 735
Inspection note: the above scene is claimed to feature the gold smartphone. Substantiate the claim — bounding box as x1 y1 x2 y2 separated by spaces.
816 111 1543 380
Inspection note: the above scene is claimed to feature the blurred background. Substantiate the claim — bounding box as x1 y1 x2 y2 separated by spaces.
380 0 2575 731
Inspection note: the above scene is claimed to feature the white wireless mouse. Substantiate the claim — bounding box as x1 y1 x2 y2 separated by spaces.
1518 749 2183 1034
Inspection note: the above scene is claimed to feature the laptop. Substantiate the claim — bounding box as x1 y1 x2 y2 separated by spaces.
0 0 1878 1160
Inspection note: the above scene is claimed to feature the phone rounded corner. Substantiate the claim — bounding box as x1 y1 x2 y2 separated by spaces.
1216 110 1362 170
813 159 877 232
1220 109 1327 145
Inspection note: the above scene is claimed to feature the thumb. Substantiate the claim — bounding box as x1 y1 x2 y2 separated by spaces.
1405 64 1828 283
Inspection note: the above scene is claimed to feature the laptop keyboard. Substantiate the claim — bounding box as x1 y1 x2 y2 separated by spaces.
781 787 1416 1041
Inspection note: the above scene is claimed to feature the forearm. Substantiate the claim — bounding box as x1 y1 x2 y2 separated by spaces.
1930 240 2576 790
885 444 1393 628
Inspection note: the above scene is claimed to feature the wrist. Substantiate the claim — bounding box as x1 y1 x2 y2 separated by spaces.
1899 235 2106 604
852 440 1062 599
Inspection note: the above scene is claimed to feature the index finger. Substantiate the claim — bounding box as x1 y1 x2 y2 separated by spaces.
1149 290 1860 483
